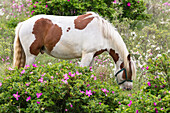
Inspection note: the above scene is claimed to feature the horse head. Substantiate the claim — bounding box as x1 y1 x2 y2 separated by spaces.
114 54 136 90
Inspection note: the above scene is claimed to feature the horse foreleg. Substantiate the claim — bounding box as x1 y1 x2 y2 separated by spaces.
80 52 94 67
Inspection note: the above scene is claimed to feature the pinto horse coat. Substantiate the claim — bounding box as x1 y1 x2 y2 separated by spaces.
13 12 136 89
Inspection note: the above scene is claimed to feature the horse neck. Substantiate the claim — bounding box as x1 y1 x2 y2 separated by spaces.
97 15 130 70
108 30 129 70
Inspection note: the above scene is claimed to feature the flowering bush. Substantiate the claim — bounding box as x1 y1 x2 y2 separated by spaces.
143 53 169 96
116 53 170 113
29 0 150 21
0 61 121 112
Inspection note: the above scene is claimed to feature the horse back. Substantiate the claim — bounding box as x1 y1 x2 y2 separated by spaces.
19 13 106 59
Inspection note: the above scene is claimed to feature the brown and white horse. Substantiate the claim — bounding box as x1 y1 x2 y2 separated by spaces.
13 12 136 90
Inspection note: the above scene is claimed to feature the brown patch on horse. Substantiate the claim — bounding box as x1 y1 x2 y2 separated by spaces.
74 13 94 30
67 27 71 32
122 55 132 80
44 24 62 52
127 61 132 80
30 18 62 55
120 62 124 69
127 54 132 80
127 54 131 61
109 49 119 63
94 49 107 57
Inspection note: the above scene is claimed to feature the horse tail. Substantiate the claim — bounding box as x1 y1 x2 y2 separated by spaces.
13 22 26 68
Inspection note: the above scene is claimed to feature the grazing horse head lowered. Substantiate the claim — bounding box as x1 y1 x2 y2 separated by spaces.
13 12 136 90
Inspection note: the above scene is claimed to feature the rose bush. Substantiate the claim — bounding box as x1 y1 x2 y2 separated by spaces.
0 61 121 112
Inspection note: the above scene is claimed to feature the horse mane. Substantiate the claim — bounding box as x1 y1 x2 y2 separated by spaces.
86 12 130 71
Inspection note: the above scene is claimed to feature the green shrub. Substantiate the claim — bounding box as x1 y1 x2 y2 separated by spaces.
0 61 120 112
143 53 170 96
29 0 151 21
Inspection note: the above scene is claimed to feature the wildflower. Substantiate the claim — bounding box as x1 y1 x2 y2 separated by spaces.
41 73 46 76
147 82 151 86
155 108 158 113
13 92 20 100
163 2 168 5
51 76 54 79
25 65 30 68
67 0 70 1
136 110 139 113
137 1 139 3
128 94 132 97
32 63 37 67
46 5 48 8
94 76 97 80
8 67 15 70
127 100 132 107
36 93 42 98
63 74 69 80
76 71 82 75
161 108 163 110
61 79 68 84
118 101 121 105
113 0 116 4
154 102 156 106
160 85 165 88
26 96 31 101
80 90 85 94
65 109 68 111
112 91 115 94
127 2 131 6
68 72 72 76
101 88 109 93
146 66 149 70
6 56 9 60
38 77 43 83
26 82 31 86
99 102 101 105
91 74 94 78
48 62 52 65
0 82 2 87
86 90 92 97
21 70 25 74
37 101 40 104
70 104 73 108
35 1 38 4
31 10 35 15
69 72 75 77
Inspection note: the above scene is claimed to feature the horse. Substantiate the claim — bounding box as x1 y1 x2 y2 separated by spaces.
13 12 136 90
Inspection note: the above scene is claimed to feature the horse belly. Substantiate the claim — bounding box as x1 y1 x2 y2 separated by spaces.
49 39 82 59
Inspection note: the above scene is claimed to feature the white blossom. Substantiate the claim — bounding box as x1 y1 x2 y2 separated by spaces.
0 9 4 16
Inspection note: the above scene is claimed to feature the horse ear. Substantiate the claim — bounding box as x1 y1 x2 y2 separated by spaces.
127 54 131 61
